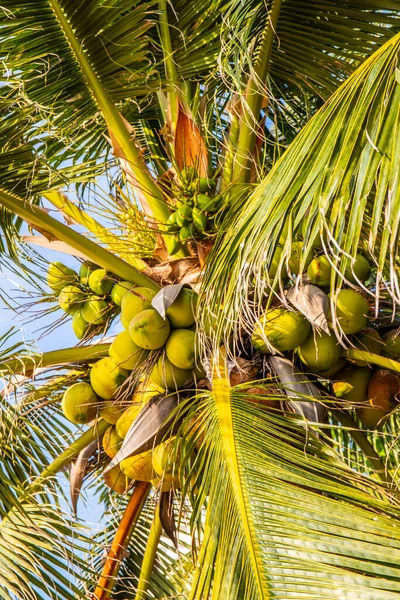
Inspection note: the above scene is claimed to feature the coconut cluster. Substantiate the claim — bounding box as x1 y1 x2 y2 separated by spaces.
163 167 223 250
60 284 200 494
252 245 400 429
47 260 120 338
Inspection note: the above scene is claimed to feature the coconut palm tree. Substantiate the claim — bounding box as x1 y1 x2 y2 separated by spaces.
1 1 400 598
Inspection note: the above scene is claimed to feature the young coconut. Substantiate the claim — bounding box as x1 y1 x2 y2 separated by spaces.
59 285 85 315
382 329 400 359
120 287 156 329
166 288 197 328
62 382 99 424
103 465 131 494
90 357 129 400
150 356 191 390
120 451 155 482
297 331 341 373
100 400 126 424
115 383 160 438
72 310 92 339
332 367 371 404
344 254 371 285
288 241 314 276
357 369 400 429
79 261 98 286
102 426 123 459
252 308 311 353
152 437 180 491
307 256 332 287
328 289 370 335
129 309 171 350
47 261 78 292
81 298 109 325
111 281 134 306
318 357 348 379
116 402 142 439
350 328 384 366
109 330 149 370
165 329 196 369
88 268 113 295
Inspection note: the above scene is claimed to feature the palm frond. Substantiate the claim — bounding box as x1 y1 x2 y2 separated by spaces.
201 31 400 348
188 375 400 599
0 0 158 166
219 0 399 99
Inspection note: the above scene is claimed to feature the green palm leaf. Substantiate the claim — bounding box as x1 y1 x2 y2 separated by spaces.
202 31 400 345
191 375 400 599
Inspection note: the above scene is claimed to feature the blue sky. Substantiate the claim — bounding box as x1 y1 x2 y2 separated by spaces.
0 189 125 535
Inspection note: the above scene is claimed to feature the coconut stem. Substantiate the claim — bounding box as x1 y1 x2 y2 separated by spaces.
343 350 400 374
94 482 151 599
134 505 163 600
1 343 111 379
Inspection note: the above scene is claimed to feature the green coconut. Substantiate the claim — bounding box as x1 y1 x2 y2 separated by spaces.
72 310 91 339
115 402 142 439
62 382 99 424
198 177 216 193
79 262 98 286
103 465 130 494
328 289 370 335
332 367 371 404
129 309 171 350
88 268 113 295
345 254 371 285
111 281 134 306
47 261 78 292
165 329 196 369
252 308 311 353
150 356 191 390
166 288 197 328
307 256 332 287
351 328 384 366
81 298 109 325
109 330 150 371
318 357 348 379
100 401 126 424
120 451 155 482
152 438 180 491
90 357 129 400
288 241 314 276
102 426 123 459
120 287 156 329
152 437 177 476
58 285 85 315
382 329 400 358
297 331 341 373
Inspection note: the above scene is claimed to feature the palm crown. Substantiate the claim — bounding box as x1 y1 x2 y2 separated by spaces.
1 1 400 599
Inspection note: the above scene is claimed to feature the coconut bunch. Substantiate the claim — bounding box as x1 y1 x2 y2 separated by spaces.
60 284 201 494
47 260 122 339
163 167 224 249
251 237 400 429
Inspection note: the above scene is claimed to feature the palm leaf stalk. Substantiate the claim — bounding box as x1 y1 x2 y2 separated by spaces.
47 0 172 233
94 481 151 600
230 0 283 185
133 504 163 600
0 188 160 291
1 344 110 379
